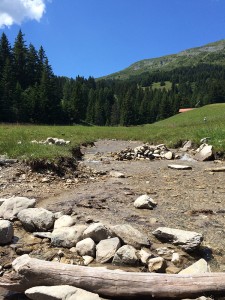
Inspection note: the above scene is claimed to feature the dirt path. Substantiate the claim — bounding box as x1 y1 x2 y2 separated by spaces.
1 139 225 299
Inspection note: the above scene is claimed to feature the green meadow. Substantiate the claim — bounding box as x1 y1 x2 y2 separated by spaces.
1 103 225 160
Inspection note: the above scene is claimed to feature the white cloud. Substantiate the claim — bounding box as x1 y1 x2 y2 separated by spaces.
0 0 47 28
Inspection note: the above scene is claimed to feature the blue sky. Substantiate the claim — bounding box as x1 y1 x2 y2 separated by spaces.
1 0 225 78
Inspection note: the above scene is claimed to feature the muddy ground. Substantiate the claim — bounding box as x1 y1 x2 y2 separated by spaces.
1 139 225 299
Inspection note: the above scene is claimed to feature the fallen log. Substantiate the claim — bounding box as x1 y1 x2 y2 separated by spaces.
1 254 225 299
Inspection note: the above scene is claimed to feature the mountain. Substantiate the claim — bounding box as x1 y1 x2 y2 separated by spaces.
101 39 225 80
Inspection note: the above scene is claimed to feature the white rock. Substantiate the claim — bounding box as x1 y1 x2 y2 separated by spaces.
168 164 192 170
164 151 174 160
33 232 52 239
113 245 139 266
83 222 112 243
96 237 121 263
0 196 36 220
54 215 75 229
138 248 152 265
51 225 87 248
179 258 209 275
18 208 54 232
0 220 13 245
153 227 203 251
195 144 213 161
82 255 94 266
111 224 150 249
180 140 193 152
25 285 101 300
134 194 157 209
109 171 125 178
76 238 96 257
148 257 167 272
171 252 180 264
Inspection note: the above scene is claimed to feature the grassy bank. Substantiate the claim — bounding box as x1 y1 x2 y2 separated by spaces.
0 103 225 159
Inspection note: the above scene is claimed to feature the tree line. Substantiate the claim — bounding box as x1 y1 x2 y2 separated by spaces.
1 30 225 126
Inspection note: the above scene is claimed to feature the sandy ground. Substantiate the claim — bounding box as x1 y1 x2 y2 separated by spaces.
1 140 225 299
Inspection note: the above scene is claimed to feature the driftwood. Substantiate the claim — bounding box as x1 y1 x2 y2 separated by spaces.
1 255 225 299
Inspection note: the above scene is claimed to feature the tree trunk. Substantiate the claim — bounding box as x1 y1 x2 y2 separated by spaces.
1 254 225 299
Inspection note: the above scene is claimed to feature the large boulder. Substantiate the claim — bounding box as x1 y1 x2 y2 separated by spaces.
96 237 121 263
83 222 113 243
18 208 54 232
112 245 139 266
152 227 203 251
25 285 101 300
0 196 36 220
54 215 75 229
76 238 96 257
0 220 13 245
51 225 87 248
111 224 150 249
134 194 157 209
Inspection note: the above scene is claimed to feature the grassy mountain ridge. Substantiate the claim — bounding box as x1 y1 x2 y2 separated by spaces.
101 39 225 80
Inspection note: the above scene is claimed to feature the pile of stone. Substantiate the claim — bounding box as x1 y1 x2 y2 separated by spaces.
113 144 175 161
0 196 205 273
31 137 70 146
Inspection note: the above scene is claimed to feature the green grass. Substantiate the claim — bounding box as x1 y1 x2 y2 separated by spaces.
1 103 225 160
151 81 172 91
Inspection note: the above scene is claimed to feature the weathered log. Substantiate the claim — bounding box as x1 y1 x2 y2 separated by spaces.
1 255 225 299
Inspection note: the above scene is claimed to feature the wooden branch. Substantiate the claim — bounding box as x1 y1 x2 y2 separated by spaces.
0 255 225 299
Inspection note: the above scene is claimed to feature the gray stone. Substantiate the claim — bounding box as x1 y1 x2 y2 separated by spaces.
134 194 157 209
148 257 167 272
96 237 121 263
153 227 203 251
0 220 13 245
83 222 112 243
0 196 36 220
51 225 87 248
179 258 209 274
54 215 75 229
82 255 94 266
111 224 150 249
168 164 192 170
138 248 153 265
195 144 213 161
25 285 101 300
18 208 54 232
113 245 139 266
76 238 96 257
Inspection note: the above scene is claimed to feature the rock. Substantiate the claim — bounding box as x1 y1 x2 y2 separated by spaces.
168 164 192 170
33 232 52 239
54 215 75 229
166 265 182 274
82 255 94 266
76 238 96 257
109 171 125 178
0 220 13 245
200 137 210 144
51 225 87 248
138 248 153 265
153 227 203 251
96 237 121 263
134 194 157 209
195 144 214 161
83 222 113 243
171 252 180 265
18 208 54 232
111 224 150 249
25 285 101 300
148 257 167 273
180 140 193 152
0 198 6 206
0 196 36 220
113 245 139 266
179 258 209 274
164 151 174 160
205 167 225 172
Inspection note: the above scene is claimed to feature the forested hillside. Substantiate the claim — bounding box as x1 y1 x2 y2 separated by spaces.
1 31 225 126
